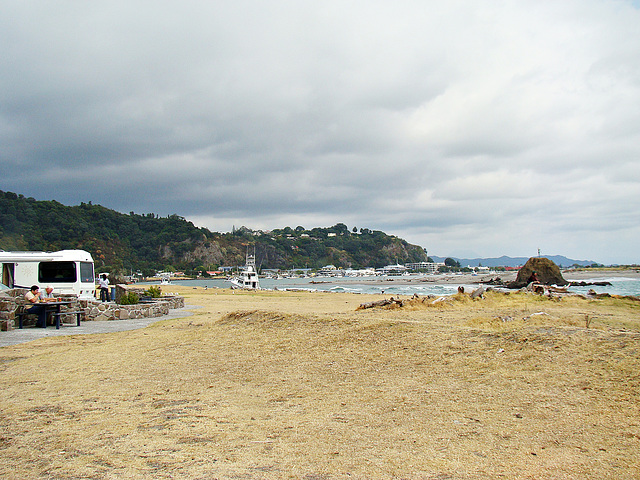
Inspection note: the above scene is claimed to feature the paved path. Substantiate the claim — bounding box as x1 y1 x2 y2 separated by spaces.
0 306 198 348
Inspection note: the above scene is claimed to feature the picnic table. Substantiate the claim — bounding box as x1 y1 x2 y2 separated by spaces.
17 301 82 329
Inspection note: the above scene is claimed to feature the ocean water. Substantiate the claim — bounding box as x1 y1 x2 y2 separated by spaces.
153 274 640 297
565 276 640 297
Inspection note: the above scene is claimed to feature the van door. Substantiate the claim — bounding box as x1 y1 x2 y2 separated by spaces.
2 263 15 288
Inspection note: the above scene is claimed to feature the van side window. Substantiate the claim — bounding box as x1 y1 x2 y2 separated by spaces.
39 261 77 283
80 262 94 283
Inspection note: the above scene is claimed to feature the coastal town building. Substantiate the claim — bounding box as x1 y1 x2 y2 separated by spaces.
378 264 408 275
318 265 339 275
405 262 439 273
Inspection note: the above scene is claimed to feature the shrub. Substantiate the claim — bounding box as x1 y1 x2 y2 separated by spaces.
144 285 162 298
118 291 139 305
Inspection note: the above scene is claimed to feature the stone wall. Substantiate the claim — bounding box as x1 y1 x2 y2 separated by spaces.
0 288 185 331
85 295 184 321
0 293 17 331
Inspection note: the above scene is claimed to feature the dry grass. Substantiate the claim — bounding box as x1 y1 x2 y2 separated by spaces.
1 286 639 479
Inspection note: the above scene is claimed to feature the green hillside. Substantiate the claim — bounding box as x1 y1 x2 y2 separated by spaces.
0 191 428 276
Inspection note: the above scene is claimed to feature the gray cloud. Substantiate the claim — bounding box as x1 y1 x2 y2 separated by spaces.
1 1 640 264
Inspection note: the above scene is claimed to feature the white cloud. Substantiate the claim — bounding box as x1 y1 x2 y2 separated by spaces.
1 0 639 264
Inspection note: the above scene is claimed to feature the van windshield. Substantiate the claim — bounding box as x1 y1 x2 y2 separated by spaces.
80 262 94 283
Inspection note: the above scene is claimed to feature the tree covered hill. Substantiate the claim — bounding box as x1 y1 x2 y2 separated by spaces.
0 191 428 275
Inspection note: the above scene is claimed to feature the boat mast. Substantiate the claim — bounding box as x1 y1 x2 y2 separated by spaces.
246 245 256 269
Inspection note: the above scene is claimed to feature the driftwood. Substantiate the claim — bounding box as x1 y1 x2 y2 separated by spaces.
587 290 640 302
431 296 448 304
470 286 485 299
547 286 569 293
358 297 404 310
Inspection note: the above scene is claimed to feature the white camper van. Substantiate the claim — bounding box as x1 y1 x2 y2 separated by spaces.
0 249 95 299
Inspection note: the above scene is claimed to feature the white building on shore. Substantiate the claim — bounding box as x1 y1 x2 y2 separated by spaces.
405 262 439 274
378 264 408 275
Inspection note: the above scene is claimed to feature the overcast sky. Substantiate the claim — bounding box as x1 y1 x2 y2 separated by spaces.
2 1 639 264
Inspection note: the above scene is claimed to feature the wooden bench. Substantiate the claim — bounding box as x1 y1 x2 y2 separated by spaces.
15 311 36 329
50 311 83 329
15 310 83 329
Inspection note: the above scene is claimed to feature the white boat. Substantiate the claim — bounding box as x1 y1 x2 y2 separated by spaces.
228 249 260 290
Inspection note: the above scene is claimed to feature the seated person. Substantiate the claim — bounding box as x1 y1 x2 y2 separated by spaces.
41 285 59 302
24 285 47 327
527 271 540 284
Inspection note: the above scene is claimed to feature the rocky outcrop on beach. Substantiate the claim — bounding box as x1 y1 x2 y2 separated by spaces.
569 280 612 287
508 257 568 289
481 276 506 286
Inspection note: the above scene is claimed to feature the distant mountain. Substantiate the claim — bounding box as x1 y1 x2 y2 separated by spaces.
430 255 596 268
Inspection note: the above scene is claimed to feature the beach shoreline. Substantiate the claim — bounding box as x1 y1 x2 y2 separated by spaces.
300 267 640 288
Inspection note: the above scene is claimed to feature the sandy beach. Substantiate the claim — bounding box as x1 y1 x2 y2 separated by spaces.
1 285 639 479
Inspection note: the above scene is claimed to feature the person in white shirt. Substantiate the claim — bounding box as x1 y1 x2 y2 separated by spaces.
42 285 58 301
98 274 110 302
